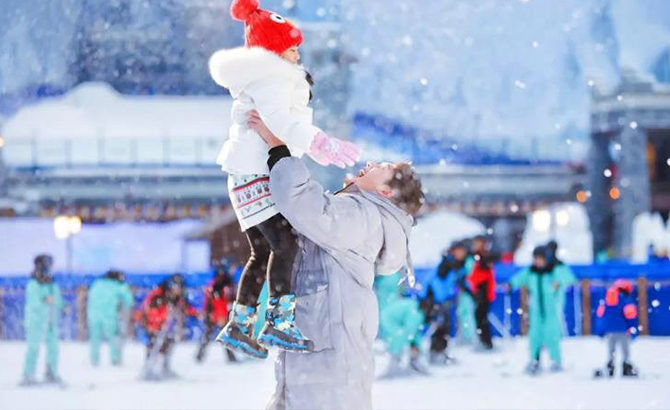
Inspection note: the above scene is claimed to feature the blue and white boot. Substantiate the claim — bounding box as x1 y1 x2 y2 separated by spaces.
216 303 268 359
258 295 315 352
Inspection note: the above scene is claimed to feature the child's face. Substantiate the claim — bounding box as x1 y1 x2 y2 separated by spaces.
281 46 300 64
351 162 395 198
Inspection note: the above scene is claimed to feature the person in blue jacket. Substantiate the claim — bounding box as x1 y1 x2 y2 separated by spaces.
87 270 134 366
21 254 64 386
420 241 467 365
595 279 639 377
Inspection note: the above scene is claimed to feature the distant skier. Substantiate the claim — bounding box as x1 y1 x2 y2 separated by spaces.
375 271 425 377
87 270 134 366
468 236 497 350
456 238 478 344
21 254 64 386
420 241 468 364
139 274 197 380
595 279 639 377
511 246 573 374
195 259 238 363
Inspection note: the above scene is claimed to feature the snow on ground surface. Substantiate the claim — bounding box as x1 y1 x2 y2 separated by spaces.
1 337 669 410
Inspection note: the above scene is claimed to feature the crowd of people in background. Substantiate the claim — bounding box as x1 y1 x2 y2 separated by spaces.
17 236 641 385
373 236 640 379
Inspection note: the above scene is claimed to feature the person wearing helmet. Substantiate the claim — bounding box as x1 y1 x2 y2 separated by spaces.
21 254 64 386
595 279 639 377
87 270 134 366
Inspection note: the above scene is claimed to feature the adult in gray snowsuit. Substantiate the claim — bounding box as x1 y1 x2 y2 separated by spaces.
250 116 425 410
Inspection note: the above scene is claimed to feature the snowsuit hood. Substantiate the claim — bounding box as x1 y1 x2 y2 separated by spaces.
342 184 414 277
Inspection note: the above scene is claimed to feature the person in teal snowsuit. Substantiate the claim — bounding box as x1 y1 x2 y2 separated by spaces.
456 240 479 343
375 271 425 376
87 270 134 366
510 246 572 374
21 255 64 385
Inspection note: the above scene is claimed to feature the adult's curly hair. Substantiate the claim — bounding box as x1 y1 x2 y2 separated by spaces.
388 163 425 217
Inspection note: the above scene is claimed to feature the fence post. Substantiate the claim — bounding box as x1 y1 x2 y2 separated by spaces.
637 277 649 335
520 288 529 335
76 286 88 341
581 280 591 335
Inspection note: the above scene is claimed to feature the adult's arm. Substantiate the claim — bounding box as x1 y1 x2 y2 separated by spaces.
267 148 377 253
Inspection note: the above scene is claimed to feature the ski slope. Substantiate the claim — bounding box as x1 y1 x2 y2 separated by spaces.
1 337 668 409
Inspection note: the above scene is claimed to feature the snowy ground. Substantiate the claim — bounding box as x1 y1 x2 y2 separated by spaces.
1 337 669 410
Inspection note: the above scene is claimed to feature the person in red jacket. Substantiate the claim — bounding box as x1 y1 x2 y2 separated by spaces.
140 273 197 379
196 260 237 363
468 237 497 350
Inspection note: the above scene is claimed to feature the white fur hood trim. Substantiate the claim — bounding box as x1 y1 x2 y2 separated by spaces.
209 47 305 93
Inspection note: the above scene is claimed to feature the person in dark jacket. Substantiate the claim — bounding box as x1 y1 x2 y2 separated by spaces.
468 236 496 350
196 260 237 363
421 241 468 364
595 279 639 377
139 273 197 379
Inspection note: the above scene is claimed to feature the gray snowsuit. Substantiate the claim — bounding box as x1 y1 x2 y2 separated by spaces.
266 155 414 410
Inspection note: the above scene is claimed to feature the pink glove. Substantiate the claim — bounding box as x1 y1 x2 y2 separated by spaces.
308 132 361 169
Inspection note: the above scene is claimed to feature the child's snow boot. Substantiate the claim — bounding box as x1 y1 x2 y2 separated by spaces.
622 361 638 377
607 360 615 377
258 295 315 352
216 303 269 359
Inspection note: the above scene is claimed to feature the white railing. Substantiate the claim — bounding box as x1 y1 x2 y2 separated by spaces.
2 137 224 168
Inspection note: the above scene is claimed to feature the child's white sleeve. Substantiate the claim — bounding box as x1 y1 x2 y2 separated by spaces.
245 78 322 153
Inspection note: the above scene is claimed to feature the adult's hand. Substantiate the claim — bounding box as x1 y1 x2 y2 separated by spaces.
248 110 285 148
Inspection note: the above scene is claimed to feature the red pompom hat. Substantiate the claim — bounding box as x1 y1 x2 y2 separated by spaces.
230 0 303 55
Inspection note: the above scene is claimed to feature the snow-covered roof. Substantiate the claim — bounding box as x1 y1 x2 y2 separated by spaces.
1 82 233 140
409 210 486 268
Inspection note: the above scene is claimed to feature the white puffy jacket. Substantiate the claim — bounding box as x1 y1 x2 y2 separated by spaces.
209 46 322 175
